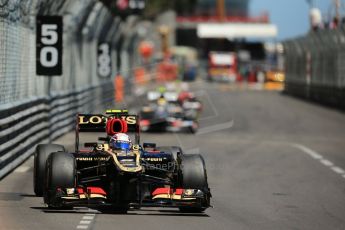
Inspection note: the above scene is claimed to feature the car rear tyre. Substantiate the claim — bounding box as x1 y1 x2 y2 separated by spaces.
156 146 183 161
188 122 198 134
34 144 65 196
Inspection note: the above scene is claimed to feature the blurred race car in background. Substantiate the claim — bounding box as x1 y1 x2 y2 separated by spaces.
33 110 211 213
139 90 202 133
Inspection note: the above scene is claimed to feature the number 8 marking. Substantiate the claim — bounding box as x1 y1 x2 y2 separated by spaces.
98 43 111 77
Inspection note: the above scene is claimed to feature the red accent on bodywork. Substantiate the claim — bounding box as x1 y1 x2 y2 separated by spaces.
146 150 161 154
152 188 170 196
172 121 182 127
175 189 184 195
77 188 84 194
152 188 184 196
106 118 128 136
87 187 107 196
140 119 150 127
79 149 91 153
120 120 128 133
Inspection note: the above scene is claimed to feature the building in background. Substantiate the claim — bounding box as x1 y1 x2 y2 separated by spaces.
192 0 249 16
175 0 278 81
176 0 250 17
176 0 276 57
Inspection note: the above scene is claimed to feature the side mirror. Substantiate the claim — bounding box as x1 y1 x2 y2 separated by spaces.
98 137 109 142
84 142 98 148
143 143 156 149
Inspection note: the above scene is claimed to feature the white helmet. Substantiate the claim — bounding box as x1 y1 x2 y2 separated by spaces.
109 133 132 151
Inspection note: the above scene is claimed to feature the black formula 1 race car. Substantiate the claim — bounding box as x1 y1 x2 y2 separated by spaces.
139 91 201 133
33 110 211 213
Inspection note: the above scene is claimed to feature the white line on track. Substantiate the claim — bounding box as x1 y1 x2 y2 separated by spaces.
197 120 234 135
195 90 219 121
320 159 333 167
292 144 322 159
82 215 95 220
173 133 184 148
76 212 96 229
80 221 91 225
292 143 345 179
331 166 345 174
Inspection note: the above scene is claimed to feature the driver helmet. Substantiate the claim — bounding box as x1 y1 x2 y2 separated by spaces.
110 133 132 151
157 95 167 106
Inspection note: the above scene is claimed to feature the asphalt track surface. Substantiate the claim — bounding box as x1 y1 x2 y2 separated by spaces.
1 81 345 230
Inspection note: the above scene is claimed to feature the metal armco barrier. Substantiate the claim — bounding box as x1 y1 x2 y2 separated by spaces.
0 0 143 178
0 0 166 178
0 83 114 178
283 27 345 109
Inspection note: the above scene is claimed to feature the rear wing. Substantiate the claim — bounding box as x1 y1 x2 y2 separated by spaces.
75 110 140 152
78 114 138 133
147 91 178 102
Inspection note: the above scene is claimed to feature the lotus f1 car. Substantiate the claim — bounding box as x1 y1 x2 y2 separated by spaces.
33 110 211 213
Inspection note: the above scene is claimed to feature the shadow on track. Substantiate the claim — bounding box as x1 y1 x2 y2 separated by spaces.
30 206 210 217
20 193 37 197
97 208 210 217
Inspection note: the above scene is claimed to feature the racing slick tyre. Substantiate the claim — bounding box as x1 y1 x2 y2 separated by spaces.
188 122 199 134
179 154 209 213
44 152 76 208
34 144 65 196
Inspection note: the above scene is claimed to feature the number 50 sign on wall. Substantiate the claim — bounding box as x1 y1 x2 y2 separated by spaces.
36 16 63 76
